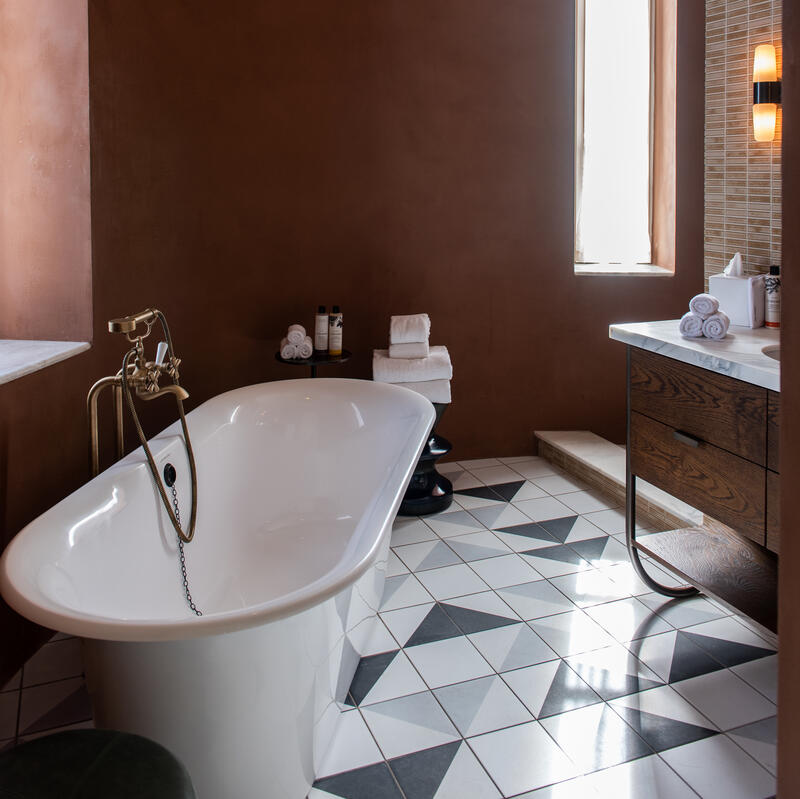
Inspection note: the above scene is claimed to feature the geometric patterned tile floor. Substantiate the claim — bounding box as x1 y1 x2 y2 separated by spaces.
312 457 778 799
0 455 778 798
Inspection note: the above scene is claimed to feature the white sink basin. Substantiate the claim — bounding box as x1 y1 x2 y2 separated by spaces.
762 345 780 362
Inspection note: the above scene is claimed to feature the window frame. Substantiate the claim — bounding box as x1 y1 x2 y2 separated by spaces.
574 0 676 277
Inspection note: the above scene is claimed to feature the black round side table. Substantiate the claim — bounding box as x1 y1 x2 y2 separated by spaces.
275 349 352 378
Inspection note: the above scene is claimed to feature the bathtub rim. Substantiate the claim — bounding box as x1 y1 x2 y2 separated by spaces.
0 378 435 642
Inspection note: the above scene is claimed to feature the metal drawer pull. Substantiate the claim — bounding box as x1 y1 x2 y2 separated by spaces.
673 430 700 448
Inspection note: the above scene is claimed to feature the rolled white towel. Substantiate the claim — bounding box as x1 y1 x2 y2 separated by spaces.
280 337 300 359
394 379 451 404
287 324 306 345
297 335 313 359
689 293 719 319
390 314 431 344
389 341 430 359
702 310 730 341
373 346 452 383
679 312 705 338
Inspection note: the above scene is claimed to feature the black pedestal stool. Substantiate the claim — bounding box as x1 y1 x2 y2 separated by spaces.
399 402 454 516
0 730 196 799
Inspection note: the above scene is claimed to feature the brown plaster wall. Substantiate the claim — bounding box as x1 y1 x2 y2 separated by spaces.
0 0 704 683
0 0 91 341
778 1 799 793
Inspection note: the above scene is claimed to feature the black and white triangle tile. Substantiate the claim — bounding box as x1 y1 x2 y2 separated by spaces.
309 456 777 798
501 658 602 719
492 521 561 552
540 701 655 772
638 592 729 630
469 503 532 532
565 642 666 700
468 553 542 589
393 540 462 572
608 685 719 753
345 649 427 707
389 740 502 798
452 484 508 511
443 530 511 562
728 716 777 775
495 579 577 621
434 675 533 737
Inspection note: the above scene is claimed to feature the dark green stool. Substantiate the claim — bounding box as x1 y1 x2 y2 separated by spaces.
0 730 196 799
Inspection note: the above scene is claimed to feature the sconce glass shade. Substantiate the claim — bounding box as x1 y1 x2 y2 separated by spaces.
753 44 778 83
753 45 779 141
753 103 777 142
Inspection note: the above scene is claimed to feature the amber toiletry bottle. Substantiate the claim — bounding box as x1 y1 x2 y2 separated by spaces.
329 306 343 356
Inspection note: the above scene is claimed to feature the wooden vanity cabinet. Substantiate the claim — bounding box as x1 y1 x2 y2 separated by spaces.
627 347 779 631
767 390 780 553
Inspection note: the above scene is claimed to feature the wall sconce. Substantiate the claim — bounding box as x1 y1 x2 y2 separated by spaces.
753 44 781 142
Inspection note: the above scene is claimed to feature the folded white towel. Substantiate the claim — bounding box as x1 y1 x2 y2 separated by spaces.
689 293 720 319
390 314 431 344
679 312 704 338
702 311 730 340
287 324 306 345
280 337 299 359
389 341 430 359
297 335 313 359
395 379 451 404
373 346 452 383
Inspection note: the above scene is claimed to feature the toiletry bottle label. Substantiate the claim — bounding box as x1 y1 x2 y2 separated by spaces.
315 312 329 352
765 269 781 329
329 313 343 356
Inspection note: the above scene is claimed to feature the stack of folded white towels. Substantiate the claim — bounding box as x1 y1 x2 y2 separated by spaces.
373 314 453 403
679 294 730 341
280 324 313 359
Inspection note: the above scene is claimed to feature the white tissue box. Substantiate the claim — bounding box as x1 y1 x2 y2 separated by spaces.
708 274 765 328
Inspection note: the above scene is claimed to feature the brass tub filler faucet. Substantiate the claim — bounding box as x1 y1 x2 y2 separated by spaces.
87 309 198 545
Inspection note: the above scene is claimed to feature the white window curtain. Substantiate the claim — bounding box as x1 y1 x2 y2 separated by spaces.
575 0 653 265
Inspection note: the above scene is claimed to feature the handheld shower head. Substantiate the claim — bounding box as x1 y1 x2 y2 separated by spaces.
108 309 158 335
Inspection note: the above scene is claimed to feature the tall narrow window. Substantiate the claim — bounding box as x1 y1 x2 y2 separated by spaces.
575 0 653 267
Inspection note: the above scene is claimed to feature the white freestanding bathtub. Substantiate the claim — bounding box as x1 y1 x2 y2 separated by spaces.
0 378 435 799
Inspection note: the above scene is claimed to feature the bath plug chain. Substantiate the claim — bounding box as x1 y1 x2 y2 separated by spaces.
166 466 202 617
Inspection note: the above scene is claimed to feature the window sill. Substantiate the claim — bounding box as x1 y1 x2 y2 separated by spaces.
0 340 90 386
574 263 674 277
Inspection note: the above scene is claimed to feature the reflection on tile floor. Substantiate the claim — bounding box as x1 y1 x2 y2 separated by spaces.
0 638 92 753
0 455 778 798
313 456 778 799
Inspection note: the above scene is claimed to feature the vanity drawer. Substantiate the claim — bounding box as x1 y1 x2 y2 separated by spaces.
630 411 766 544
630 349 767 466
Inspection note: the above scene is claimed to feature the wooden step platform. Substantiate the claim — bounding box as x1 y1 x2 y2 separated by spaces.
535 430 704 532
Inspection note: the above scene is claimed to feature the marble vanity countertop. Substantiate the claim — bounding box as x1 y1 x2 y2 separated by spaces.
609 320 780 391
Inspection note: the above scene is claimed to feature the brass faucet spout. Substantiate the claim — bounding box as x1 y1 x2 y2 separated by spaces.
138 384 190 402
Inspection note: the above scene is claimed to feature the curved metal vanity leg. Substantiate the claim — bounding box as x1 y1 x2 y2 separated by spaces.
626 470 698 598
625 345 696 598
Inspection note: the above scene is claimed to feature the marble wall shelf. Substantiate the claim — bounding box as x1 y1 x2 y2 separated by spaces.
0 340 90 386
609 320 780 392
